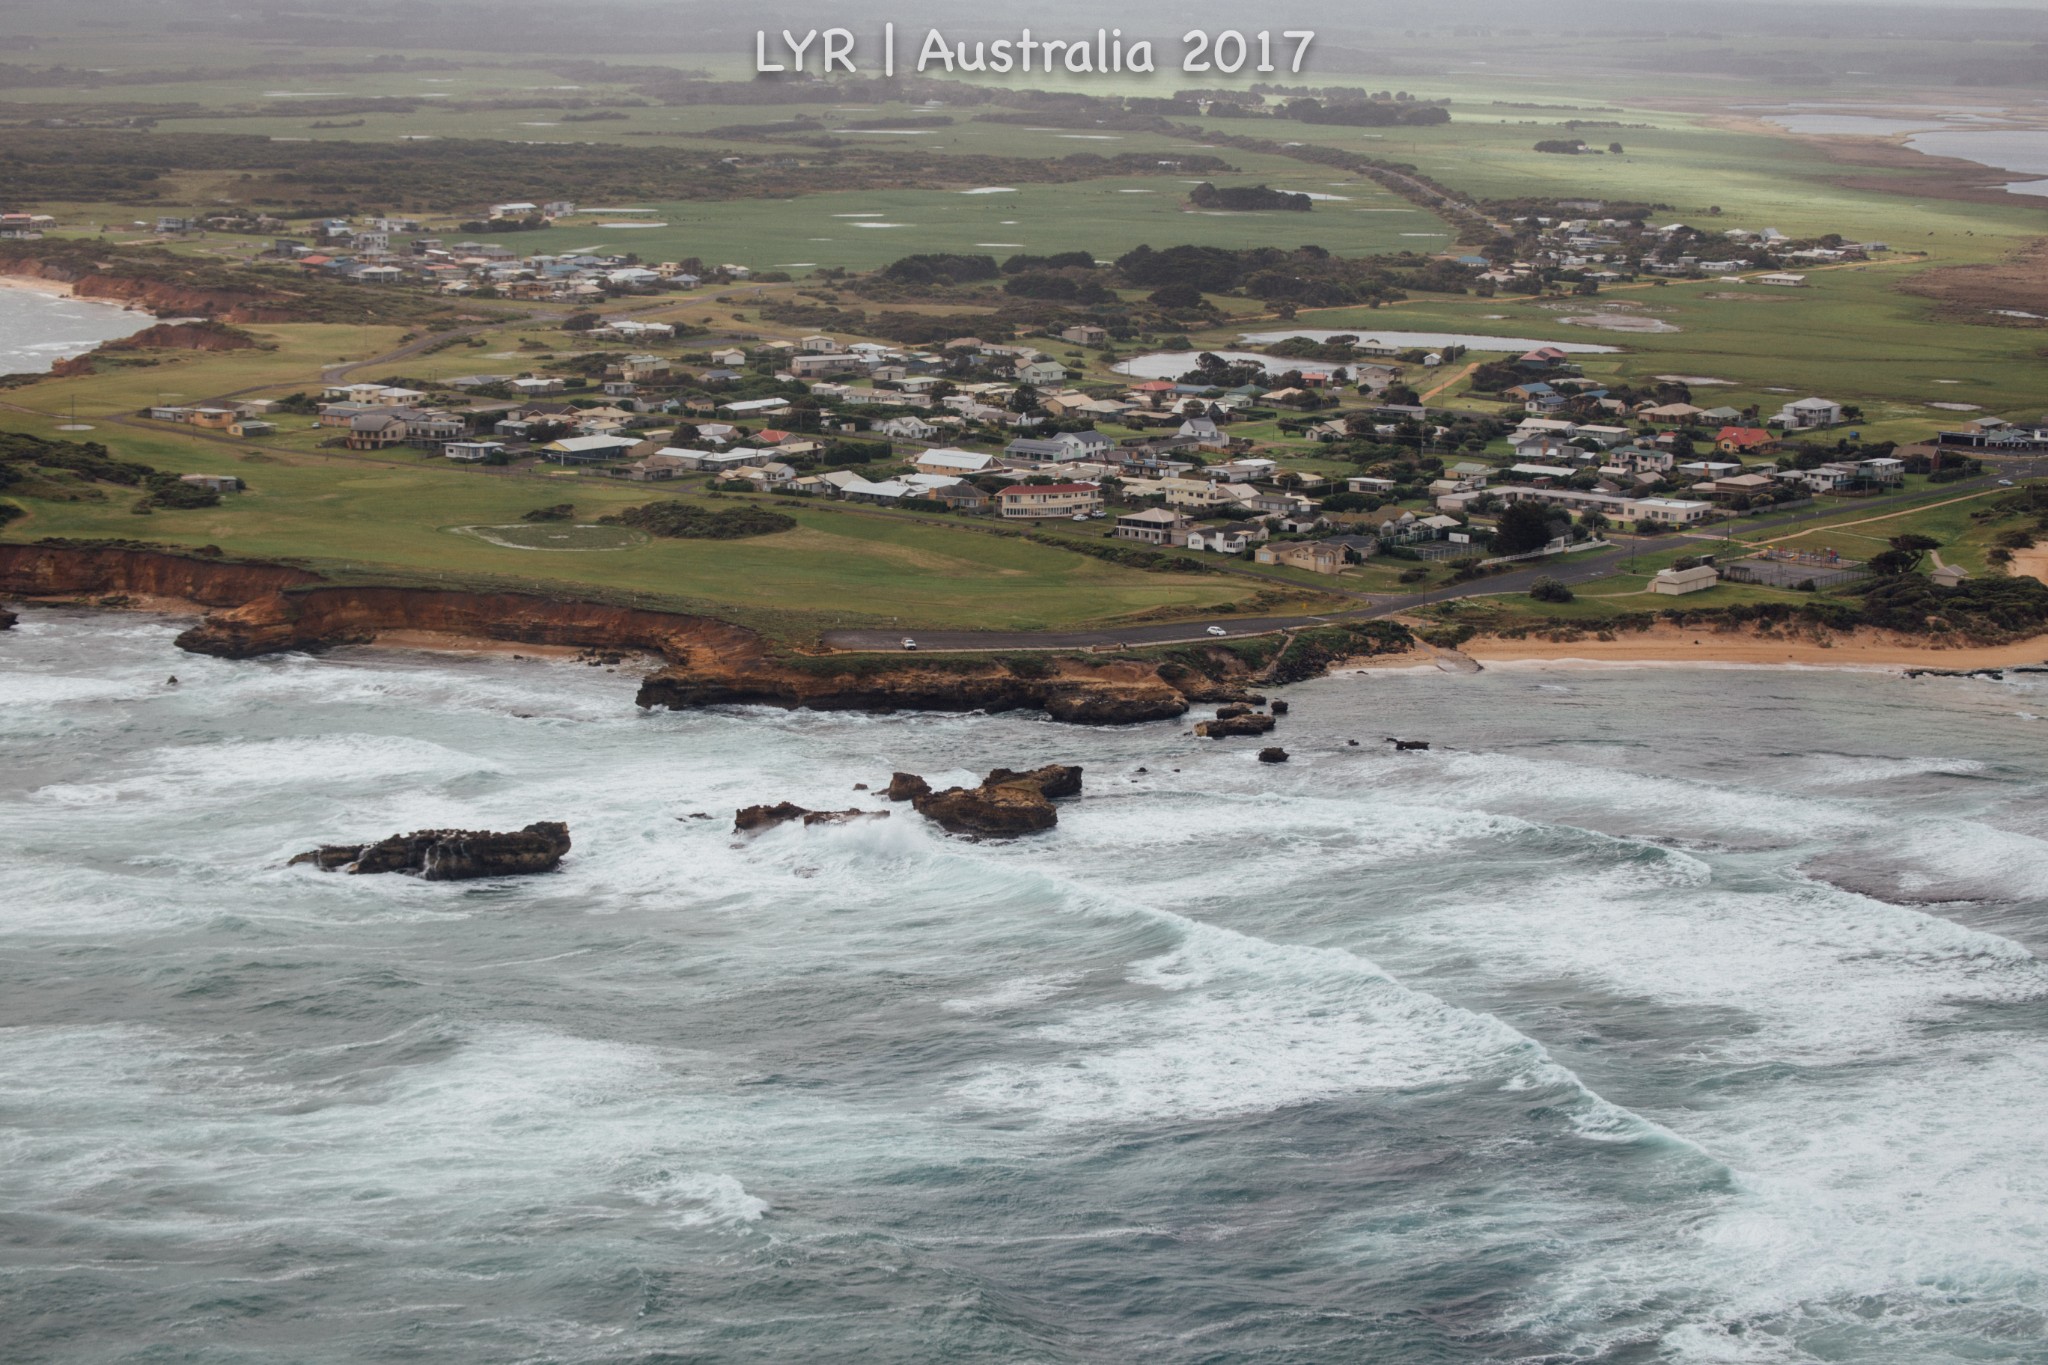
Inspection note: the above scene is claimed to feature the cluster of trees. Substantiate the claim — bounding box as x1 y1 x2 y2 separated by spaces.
1187 183 1311 212
1282 100 1450 127
1115 244 1462 307
876 253 1002 288
601 502 797 539
0 431 227 512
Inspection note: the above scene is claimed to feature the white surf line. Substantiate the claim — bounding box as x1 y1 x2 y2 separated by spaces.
940 845 1709 1153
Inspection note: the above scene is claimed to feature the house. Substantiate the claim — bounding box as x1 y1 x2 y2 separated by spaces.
996 482 1103 519
709 348 747 367
1251 490 1318 517
1575 424 1633 448
914 449 1001 478
1513 418 1581 442
1004 430 1113 463
790 354 866 379
1488 485 1712 526
1113 508 1192 545
346 412 410 449
722 398 790 416
1514 438 1584 465
1755 272 1807 287
1709 473 1777 497
1774 396 1844 430
178 474 240 495
799 334 843 353
1059 324 1108 346
1014 359 1067 386
928 482 990 511
728 461 797 487
879 416 937 442
1185 522 1268 554
544 434 640 464
835 477 911 504
444 441 506 462
1209 458 1278 484
1651 564 1720 595
1177 417 1229 449
228 419 275 438
1715 426 1778 456
1255 540 1348 575
617 354 671 381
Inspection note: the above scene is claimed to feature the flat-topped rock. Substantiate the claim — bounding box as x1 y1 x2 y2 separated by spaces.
290 821 570 880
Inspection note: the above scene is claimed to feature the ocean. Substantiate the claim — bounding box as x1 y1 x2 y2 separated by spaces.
4 609 2048 1364
0 285 156 376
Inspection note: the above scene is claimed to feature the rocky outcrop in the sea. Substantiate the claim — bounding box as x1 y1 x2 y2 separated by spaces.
886 772 931 802
637 665 1196 726
0 605 15 631
734 803 886 833
289 821 570 880
1258 747 1289 764
1195 709 1278 738
891 764 1082 837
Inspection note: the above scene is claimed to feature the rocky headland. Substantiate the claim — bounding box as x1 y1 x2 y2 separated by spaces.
0 543 1375 726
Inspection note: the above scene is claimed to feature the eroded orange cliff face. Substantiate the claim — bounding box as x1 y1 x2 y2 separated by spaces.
0 545 1257 724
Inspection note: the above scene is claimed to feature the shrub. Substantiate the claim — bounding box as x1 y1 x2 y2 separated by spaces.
602 502 797 539
1528 577 1574 603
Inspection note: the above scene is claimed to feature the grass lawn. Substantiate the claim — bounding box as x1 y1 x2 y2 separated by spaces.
1 414 1278 633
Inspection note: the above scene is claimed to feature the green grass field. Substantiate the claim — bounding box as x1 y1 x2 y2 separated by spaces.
7 25 2048 634
0 408 1276 632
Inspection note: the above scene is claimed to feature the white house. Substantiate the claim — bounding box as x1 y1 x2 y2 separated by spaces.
1774 397 1844 430
878 416 937 441
914 448 1002 478
1651 564 1720 595
1185 522 1268 554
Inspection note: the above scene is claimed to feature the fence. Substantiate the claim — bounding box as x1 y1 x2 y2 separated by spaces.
1719 553 1868 591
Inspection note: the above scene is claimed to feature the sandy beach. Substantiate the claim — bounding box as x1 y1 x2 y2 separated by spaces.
0 273 77 299
1455 623 2048 672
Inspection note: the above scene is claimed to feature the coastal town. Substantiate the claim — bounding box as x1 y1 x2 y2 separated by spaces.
11 7 2048 1363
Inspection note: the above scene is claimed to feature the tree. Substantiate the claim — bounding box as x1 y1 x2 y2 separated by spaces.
1491 501 1558 556
1608 142 1625 155
1870 533 1940 576
1008 384 1041 414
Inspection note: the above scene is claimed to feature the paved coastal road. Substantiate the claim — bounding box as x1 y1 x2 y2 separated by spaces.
824 462 2045 652
823 542 1640 651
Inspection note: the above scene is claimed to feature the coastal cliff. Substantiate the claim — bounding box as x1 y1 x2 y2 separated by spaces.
0 257 299 323
0 543 1291 724
0 542 320 604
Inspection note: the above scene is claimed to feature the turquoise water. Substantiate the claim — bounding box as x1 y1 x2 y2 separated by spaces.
4 610 2048 1362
